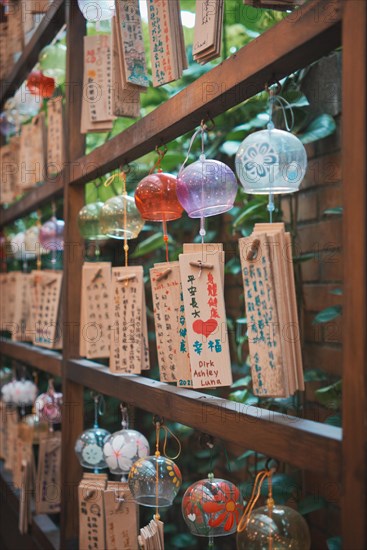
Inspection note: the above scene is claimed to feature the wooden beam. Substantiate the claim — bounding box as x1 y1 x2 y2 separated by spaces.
69 0 342 187
60 1 85 547
342 0 367 548
0 0 65 108
0 339 62 377
0 173 64 228
67 359 342 480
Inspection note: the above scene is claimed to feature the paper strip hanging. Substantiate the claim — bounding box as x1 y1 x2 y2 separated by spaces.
138 518 165 550
35 432 62 514
147 0 187 87
193 0 224 64
80 262 112 359
79 473 107 550
47 96 65 176
238 223 304 397
104 481 139 550
114 0 149 89
179 250 233 388
150 261 192 385
110 266 149 374
111 15 141 118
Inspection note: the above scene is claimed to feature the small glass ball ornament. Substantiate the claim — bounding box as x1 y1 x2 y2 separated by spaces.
182 474 243 537
100 195 145 239
26 70 55 98
236 505 311 550
39 43 67 85
1 379 38 407
77 0 115 21
78 201 106 241
11 231 26 260
25 226 47 258
129 454 182 507
235 128 307 195
39 216 65 252
35 381 63 425
177 155 238 218
135 172 183 222
75 394 111 471
103 405 150 479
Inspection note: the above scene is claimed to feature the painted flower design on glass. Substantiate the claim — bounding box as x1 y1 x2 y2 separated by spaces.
202 482 242 532
103 435 133 472
242 142 278 179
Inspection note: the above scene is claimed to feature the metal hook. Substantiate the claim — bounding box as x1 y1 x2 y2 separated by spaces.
265 457 279 472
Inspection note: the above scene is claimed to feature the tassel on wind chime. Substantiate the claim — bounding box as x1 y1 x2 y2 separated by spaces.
235 83 308 397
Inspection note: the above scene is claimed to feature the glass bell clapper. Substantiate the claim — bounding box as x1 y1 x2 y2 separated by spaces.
236 463 311 550
177 120 237 249
100 169 145 267
235 84 307 223
135 146 183 263
75 394 111 473
103 405 150 482
128 418 182 519
78 201 106 260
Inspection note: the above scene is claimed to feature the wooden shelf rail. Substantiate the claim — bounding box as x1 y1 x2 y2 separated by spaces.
0 463 60 550
69 0 342 187
0 339 62 377
67 359 342 481
0 0 66 108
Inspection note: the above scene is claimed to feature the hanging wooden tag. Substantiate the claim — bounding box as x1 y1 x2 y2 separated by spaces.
33 271 63 349
79 473 107 550
0 272 17 333
179 251 233 389
80 263 112 359
193 0 224 64
0 145 14 204
141 289 150 371
110 266 144 374
4 408 18 472
19 459 33 535
0 401 6 459
12 273 32 342
35 431 61 514
8 0 24 59
47 96 65 176
104 481 139 550
9 136 21 197
14 422 34 489
150 262 191 385
19 113 46 190
183 243 225 286
111 15 141 118
114 0 148 89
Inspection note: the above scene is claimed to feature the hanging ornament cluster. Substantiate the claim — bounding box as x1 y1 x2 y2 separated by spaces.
237 464 311 550
35 379 63 427
135 146 183 262
26 70 55 99
75 394 111 472
235 83 307 220
103 405 150 480
1 378 38 407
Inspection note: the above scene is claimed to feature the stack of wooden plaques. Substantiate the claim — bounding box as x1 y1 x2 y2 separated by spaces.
193 0 224 64
239 223 304 397
147 0 187 86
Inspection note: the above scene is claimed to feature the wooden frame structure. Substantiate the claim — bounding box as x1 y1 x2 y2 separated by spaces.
0 0 366 548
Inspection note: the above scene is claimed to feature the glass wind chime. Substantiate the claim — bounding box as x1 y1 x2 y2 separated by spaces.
177 120 238 245
35 378 63 432
78 199 106 259
75 394 111 473
135 146 183 262
235 84 307 221
236 465 311 549
39 202 65 269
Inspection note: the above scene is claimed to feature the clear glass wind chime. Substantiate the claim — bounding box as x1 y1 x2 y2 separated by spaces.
235 84 308 222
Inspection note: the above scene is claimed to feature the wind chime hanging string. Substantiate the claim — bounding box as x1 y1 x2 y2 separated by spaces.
104 168 131 267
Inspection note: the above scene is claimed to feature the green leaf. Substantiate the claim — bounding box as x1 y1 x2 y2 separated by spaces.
229 389 258 405
330 288 343 296
315 380 342 410
131 233 174 258
293 252 316 263
313 306 342 324
233 202 267 228
304 369 329 382
298 495 328 515
324 207 343 216
327 536 342 550
298 114 336 144
225 257 242 275
170 533 197 548
219 140 241 156
231 375 252 388
325 413 342 427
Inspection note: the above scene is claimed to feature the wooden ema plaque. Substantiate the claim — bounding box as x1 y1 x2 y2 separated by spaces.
179 251 233 389
0 272 17 334
193 0 224 64
104 481 138 550
19 113 46 190
13 272 32 342
110 266 150 373
79 473 107 550
31 270 63 349
35 431 61 514
80 262 112 359
150 261 191 385
47 96 65 176
239 223 304 397
0 145 14 204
